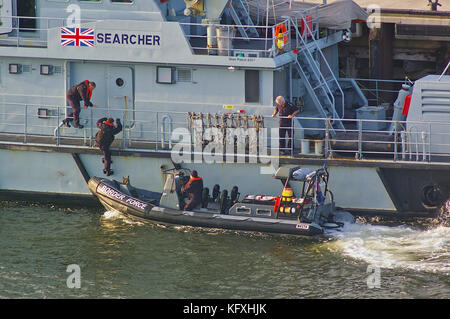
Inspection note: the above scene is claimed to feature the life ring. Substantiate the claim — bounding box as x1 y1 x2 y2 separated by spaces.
274 23 287 50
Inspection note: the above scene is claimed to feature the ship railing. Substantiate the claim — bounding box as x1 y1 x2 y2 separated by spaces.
290 6 320 45
0 14 295 58
2 102 450 164
350 78 410 107
0 15 99 48
179 18 294 58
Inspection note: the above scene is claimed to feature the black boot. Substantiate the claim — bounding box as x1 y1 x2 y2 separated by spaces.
74 123 84 129
62 120 71 128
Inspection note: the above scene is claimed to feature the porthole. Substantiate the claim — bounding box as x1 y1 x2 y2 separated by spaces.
116 78 124 87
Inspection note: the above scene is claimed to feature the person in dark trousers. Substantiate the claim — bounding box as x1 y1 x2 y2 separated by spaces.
95 117 122 176
181 170 203 211
272 95 299 154
63 80 98 129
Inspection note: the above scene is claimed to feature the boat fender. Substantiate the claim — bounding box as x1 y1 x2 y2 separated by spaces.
421 184 442 208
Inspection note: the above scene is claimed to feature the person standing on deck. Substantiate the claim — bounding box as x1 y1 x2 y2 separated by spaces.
95 117 122 176
63 80 98 129
271 96 299 154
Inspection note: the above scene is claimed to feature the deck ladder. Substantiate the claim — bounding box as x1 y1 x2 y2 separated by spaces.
229 0 259 40
289 15 345 135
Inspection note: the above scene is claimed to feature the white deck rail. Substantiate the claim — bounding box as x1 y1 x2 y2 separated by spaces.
0 103 447 164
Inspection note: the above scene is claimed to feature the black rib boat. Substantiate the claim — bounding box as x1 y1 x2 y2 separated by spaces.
88 166 354 236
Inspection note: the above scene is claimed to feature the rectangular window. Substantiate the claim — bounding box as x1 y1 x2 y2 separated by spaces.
236 207 251 215
256 209 272 216
111 0 134 3
156 66 175 84
245 70 260 103
18 0 36 32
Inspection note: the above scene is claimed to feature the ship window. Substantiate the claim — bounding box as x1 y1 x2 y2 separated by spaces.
9 64 22 74
236 207 251 214
245 70 260 103
256 209 271 216
17 0 37 32
116 78 124 87
156 66 175 84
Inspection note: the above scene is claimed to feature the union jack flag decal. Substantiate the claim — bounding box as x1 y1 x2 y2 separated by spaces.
61 27 95 47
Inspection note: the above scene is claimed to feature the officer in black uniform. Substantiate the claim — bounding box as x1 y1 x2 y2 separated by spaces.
63 80 98 129
95 117 122 176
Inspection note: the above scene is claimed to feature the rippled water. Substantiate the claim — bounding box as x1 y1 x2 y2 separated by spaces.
0 203 448 299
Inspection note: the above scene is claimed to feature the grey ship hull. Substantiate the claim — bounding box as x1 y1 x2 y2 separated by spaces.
0 143 446 218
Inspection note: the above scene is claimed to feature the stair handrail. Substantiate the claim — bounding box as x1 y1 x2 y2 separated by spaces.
289 13 345 120
230 0 259 40
438 60 450 81
291 24 339 122
240 0 251 26
292 37 335 117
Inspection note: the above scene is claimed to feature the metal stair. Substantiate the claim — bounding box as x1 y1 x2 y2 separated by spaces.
289 16 345 134
229 0 259 40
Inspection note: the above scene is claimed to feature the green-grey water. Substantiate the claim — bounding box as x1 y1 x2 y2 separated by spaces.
0 202 448 299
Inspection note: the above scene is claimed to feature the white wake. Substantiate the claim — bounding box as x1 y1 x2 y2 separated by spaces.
326 222 450 274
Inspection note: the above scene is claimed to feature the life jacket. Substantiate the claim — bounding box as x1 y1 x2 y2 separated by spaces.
85 80 93 100
184 176 202 189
